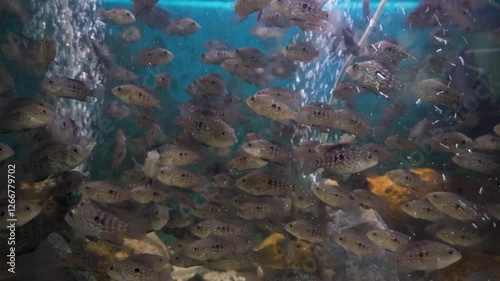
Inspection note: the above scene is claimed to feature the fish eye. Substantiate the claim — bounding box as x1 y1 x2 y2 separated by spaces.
193 247 198 251
352 63 358 70
461 140 467 144
134 268 140 273
160 170 165 174
117 87 122 91
302 47 306 52
285 46 289 50
250 97 255 101
221 132 226 136
367 153 373 159
41 109 47 114
99 41 104 46
72 147 80 153
197 226 201 230
48 80 54 84
61 121 67 128
68 211 75 217
448 251 453 255
242 178 247 183
109 266 114 271
25 206 31 211
126 12 130 17
191 22 196 25
0 147 2 152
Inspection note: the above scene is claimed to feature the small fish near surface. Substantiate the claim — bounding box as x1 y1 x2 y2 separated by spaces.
112 85 160 109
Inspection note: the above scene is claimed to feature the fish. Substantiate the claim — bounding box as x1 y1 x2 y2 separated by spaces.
411 79 464 108
120 25 142 43
332 81 357 100
366 229 412 252
385 135 415 151
227 152 268 171
362 0 370 18
0 143 14 162
237 200 276 220
431 132 473 153
0 0 29 24
191 219 244 238
246 94 297 123
80 181 130 204
129 185 169 204
233 47 267 68
0 62 14 97
204 40 233 50
256 87 300 108
283 41 319 62
194 73 227 97
136 48 174 67
241 139 292 166
141 6 171 30
308 143 378 175
156 144 201 166
156 165 207 190
41 77 93 102
334 227 381 256
235 168 296 196
212 173 236 189
251 26 285 39
111 128 127 169
351 189 388 210
362 143 392 162
164 209 193 228
23 143 90 182
91 39 114 68
360 40 409 66
473 134 500 151
64 202 148 245
269 53 297 78
427 192 481 221
285 220 331 243
452 152 499 175
142 204 170 231
107 257 172 281
440 0 474 31
112 85 160 109
0 201 42 228
346 60 405 96
1 36 57 73
166 18 201 36
234 0 272 21
271 0 329 23
435 227 484 247
341 26 360 56
296 105 373 135
47 117 80 144
108 65 139 83
184 237 245 261
311 183 357 210
174 107 237 148
385 169 426 191
0 99 55 133
395 240 462 272
201 49 234 65
100 8 136 25
400 200 448 222
405 1 446 28
155 73 171 89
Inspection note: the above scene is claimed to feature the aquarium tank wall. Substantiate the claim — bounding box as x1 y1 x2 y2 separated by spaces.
1 0 500 280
